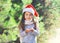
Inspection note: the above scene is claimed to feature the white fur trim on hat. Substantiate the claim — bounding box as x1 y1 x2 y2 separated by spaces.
22 8 34 15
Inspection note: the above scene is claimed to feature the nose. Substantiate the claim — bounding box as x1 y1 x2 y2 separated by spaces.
27 15 30 18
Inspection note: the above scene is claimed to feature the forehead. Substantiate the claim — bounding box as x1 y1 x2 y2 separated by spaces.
25 12 32 15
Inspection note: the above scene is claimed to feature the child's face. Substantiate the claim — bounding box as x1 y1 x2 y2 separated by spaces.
24 12 33 21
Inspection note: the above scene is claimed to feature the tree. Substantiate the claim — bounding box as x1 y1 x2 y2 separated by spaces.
37 0 60 43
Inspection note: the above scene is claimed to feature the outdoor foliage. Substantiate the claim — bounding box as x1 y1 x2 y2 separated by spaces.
0 0 60 43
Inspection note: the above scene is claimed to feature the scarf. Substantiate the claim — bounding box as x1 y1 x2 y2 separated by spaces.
25 19 33 25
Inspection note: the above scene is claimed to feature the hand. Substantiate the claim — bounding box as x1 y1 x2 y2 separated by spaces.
25 29 31 33
30 28 34 32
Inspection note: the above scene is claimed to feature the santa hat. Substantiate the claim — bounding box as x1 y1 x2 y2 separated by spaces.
22 4 39 17
22 8 34 15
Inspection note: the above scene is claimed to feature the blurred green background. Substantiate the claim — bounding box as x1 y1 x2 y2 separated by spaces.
0 0 60 43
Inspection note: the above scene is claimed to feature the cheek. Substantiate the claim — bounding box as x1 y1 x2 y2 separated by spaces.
24 15 28 20
30 16 33 18
25 16 26 20
30 16 32 19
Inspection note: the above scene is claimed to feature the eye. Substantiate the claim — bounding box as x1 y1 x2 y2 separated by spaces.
30 14 33 16
25 14 28 16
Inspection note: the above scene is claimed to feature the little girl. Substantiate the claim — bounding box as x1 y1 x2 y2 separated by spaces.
18 4 39 43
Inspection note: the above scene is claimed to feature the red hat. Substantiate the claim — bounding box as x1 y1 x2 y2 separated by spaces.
23 8 34 15
25 4 39 17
